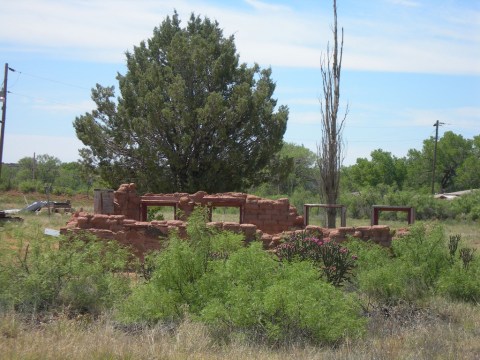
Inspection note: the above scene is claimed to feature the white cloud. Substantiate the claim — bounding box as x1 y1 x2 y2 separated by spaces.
387 0 421 7
33 99 95 114
407 107 480 132
244 0 291 12
1 0 479 73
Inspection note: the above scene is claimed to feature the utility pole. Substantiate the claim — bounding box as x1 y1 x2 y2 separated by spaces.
431 120 444 195
0 63 9 179
0 64 15 179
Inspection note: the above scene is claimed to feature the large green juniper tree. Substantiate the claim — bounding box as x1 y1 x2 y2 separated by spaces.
74 12 288 193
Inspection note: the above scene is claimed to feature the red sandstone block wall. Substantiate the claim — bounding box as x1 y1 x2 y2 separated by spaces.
113 184 303 234
70 184 395 260
61 211 393 261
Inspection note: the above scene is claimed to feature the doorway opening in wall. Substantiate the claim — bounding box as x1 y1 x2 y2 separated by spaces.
146 206 176 221
210 206 241 223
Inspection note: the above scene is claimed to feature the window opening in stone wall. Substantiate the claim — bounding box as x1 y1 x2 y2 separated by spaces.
211 206 241 223
146 206 176 221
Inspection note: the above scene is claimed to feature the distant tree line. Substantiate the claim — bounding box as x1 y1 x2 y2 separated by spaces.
0 154 101 196
341 131 480 193
1 131 479 220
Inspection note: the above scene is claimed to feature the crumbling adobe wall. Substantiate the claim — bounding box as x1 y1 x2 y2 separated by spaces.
60 212 260 260
112 183 304 234
60 183 394 260
259 225 392 249
60 212 392 261
113 183 141 220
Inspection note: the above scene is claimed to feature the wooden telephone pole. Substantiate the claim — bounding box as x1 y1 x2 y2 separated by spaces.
0 63 9 178
431 120 444 194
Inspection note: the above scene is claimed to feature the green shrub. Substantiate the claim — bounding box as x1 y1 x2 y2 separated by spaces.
120 211 366 345
438 259 480 303
352 224 450 303
198 243 278 332
146 206 165 221
0 231 132 315
18 180 42 193
262 261 365 344
199 243 365 344
276 231 358 286
120 209 245 323
52 186 74 196
392 224 449 287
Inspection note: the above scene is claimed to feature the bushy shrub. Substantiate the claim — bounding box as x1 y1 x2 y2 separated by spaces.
351 224 450 303
341 186 385 219
438 259 480 303
120 210 365 345
18 180 42 193
120 209 245 322
120 237 203 322
199 243 365 344
276 231 357 286
198 243 278 333
262 261 365 344
450 190 480 221
0 231 132 315
351 224 480 307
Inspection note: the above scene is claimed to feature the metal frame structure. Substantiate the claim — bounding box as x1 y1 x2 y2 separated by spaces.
303 204 347 227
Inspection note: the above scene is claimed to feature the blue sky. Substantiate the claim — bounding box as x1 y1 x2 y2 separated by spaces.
1 0 479 166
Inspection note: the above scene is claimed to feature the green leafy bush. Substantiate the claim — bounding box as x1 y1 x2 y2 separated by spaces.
199 243 365 344
120 237 203 322
120 209 245 323
276 231 357 286
120 209 365 345
146 206 165 221
352 224 450 303
262 261 365 344
438 259 480 303
18 180 42 193
0 231 132 315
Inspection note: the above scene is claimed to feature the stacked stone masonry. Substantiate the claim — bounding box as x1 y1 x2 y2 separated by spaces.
60 183 393 260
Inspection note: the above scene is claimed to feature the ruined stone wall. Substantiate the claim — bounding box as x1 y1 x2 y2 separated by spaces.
61 212 261 260
112 183 141 220
243 195 303 234
60 212 392 260
62 183 394 260
112 184 304 234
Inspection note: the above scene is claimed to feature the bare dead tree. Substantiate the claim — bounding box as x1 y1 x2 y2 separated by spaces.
317 0 348 228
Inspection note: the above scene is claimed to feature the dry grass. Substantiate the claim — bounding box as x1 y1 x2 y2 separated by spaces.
442 220 480 250
1 300 479 360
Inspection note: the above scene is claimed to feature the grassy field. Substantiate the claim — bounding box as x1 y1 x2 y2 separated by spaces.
1 299 479 359
1 191 479 359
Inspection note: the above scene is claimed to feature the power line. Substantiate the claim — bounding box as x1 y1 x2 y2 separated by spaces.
10 69 90 90
7 90 89 109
